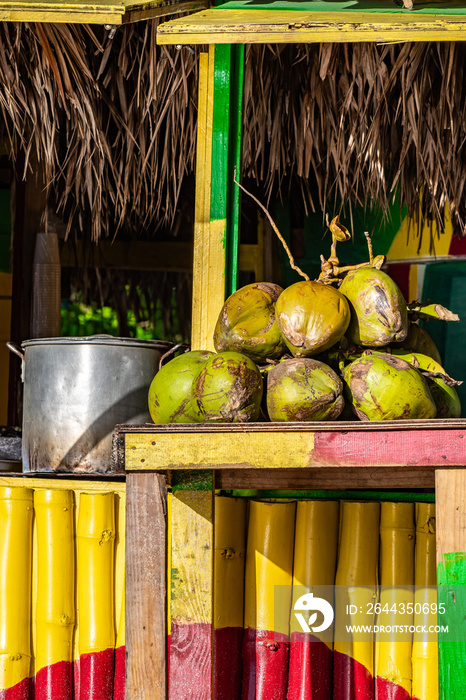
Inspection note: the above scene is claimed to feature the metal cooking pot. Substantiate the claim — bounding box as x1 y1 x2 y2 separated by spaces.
7 335 172 473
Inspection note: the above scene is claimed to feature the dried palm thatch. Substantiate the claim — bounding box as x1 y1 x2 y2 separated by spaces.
0 28 464 243
0 21 199 242
243 42 466 240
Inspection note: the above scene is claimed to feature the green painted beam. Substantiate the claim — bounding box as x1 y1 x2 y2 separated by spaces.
210 44 244 299
438 552 466 699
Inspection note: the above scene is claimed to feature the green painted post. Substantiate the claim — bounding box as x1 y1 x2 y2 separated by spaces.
211 44 244 299
438 552 466 699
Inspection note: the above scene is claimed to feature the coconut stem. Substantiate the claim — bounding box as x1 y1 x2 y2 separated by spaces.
233 170 310 281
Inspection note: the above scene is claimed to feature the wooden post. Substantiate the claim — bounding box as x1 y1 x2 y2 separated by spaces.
169 471 214 700
126 473 167 700
436 469 466 700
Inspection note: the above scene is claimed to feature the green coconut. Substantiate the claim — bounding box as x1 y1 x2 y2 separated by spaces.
393 322 442 364
194 351 263 423
343 353 437 421
148 350 214 423
213 282 286 363
276 280 351 357
392 350 461 418
266 358 344 422
339 267 408 347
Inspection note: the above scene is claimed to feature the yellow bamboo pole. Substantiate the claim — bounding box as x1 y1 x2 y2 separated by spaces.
77 492 116 700
289 500 339 699
334 501 380 699
243 500 296 698
34 489 75 700
0 486 33 694
412 503 438 700
114 579 125 700
375 502 415 699
214 496 247 698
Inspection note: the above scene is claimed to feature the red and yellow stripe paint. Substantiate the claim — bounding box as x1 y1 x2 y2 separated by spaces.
77 492 116 700
412 503 437 700
243 500 296 700
214 497 247 699
170 479 214 700
334 501 380 700
375 503 414 700
288 500 340 700
0 486 33 700
34 490 75 700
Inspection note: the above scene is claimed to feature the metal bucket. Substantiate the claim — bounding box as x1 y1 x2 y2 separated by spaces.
7 335 172 473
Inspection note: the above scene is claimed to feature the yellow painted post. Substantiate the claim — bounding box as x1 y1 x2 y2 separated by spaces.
289 500 339 699
412 503 438 700
192 46 225 351
170 474 214 699
34 489 75 700
243 500 296 699
77 492 116 700
0 486 33 697
334 501 380 699
375 502 415 699
214 496 247 698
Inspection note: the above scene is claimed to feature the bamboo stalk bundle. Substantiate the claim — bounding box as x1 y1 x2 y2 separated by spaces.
288 500 340 700
412 503 438 700
214 497 247 700
77 492 116 700
0 486 33 699
34 490 75 700
375 502 415 700
243 500 296 700
334 501 380 700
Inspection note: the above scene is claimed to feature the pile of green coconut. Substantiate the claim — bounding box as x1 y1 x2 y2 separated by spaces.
149 219 461 424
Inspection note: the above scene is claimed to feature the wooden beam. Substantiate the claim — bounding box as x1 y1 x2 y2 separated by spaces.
216 466 437 489
0 0 207 25
436 469 466 699
170 472 214 699
126 472 167 700
157 8 466 45
60 239 261 274
122 421 466 471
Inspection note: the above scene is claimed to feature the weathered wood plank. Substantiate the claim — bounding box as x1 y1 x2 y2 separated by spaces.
170 472 214 699
216 467 437 489
0 0 207 25
157 8 466 44
126 472 167 700
124 425 466 470
192 47 222 352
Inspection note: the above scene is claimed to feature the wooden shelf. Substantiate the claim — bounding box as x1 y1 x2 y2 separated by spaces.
0 0 207 25
157 0 466 44
115 420 466 489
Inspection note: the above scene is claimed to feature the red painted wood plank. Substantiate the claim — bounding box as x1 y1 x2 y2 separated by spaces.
311 430 466 467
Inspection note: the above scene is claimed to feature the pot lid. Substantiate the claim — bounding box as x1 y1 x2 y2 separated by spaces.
21 335 174 350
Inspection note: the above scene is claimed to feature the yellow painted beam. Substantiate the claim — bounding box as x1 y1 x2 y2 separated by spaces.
157 8 466 44
192 46 225 351
0 0 207 25
126 430 315 469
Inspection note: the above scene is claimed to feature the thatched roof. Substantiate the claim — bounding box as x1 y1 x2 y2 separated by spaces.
0 26 464 243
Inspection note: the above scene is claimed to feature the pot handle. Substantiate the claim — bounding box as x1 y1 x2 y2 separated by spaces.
159 343 190 370
6 342 24 360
